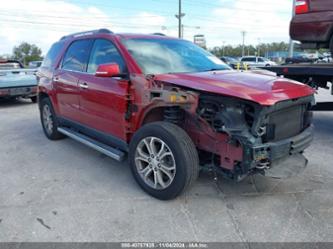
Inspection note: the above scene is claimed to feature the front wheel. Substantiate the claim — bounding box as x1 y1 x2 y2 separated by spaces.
40 98 65 140
30 96 37 103
129 122 199 200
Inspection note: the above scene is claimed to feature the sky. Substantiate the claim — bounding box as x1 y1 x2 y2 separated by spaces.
0 0 293 55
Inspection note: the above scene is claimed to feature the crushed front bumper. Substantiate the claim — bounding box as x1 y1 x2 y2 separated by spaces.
251 125 314 178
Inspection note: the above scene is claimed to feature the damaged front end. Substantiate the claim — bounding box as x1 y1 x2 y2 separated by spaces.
189 94 315 180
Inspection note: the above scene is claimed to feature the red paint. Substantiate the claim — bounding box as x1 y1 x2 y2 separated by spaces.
95 63 120 77
155 71 315 106
38 32 315 172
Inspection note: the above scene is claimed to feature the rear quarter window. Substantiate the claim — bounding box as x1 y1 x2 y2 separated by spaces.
42 41 64 68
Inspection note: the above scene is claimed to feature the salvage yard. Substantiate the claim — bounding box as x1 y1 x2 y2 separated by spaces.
0 90 332 242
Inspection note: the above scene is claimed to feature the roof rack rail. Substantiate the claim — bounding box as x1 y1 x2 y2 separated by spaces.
60 29 113 40
151 33 166 36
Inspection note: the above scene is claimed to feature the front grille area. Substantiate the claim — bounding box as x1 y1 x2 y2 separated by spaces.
265 105 307 142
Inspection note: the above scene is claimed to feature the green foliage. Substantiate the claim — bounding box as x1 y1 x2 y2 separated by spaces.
12 42 43 66
210 42 292 57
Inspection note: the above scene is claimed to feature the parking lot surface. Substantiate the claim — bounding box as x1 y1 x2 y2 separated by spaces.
0 90 332 242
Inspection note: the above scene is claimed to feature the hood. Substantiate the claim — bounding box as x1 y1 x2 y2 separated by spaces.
154 70 315 106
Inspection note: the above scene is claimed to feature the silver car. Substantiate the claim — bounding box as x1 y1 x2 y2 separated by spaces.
240 56 277 68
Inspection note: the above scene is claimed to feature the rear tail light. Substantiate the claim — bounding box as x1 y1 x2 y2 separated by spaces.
0 89 9 96
295 0 309 14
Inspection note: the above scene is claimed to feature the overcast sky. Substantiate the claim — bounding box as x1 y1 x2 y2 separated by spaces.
0 0 293 55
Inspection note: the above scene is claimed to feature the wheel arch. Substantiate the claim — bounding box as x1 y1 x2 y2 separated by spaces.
140 106 166 127
38 92 50 108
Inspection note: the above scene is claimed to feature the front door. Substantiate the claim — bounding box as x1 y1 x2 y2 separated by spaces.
78 38 129 141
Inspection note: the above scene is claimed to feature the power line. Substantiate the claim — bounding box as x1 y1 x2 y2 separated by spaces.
0 11 290 30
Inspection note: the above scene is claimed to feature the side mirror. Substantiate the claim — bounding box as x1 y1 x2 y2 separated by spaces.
95 63 121 77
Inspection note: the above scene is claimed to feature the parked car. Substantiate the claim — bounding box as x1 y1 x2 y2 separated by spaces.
240 56 277 67
29 60 43 68
220 56 239 69
285 55 317 64
0 59 38 102
290 0 333 54
37 29 315 200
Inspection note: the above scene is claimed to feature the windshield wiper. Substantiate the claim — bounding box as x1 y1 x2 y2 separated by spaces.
203 68 225 72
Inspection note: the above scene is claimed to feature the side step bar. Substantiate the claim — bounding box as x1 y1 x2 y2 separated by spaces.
57 127 126 161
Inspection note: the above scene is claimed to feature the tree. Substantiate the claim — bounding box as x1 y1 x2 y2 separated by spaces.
12 42 43 66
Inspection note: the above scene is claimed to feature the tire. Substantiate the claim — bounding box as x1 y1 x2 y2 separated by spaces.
39 98 65 140
30 96 37 103
129 122 199 200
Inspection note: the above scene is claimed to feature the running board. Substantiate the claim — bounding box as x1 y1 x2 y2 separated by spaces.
57 127 126 161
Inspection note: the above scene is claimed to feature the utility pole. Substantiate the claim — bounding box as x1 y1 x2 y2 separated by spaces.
241 31 246 57
175 0 185 38
257 38 261 57
222 41 226 56
288 0 296 57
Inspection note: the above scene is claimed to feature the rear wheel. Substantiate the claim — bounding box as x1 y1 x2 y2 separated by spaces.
40 98 65 140
129 122 199 200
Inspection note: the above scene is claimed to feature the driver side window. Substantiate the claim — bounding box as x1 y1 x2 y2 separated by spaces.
87 39 126 74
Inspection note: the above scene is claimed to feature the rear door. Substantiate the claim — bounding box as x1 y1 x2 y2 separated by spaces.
53 39 93 122
78 38 129 141
242 57 256 67
257 57 266 66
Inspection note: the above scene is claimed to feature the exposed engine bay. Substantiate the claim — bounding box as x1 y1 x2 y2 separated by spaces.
143 78 315 181
189 93 315 180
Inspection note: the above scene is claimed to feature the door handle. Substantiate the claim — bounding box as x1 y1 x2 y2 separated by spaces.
79 82 89 89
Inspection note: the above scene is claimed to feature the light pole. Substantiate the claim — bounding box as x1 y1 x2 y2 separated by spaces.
175 0 185 38
222 41 226 56
288 0 296 57
257 38 261 57
241 31 246 57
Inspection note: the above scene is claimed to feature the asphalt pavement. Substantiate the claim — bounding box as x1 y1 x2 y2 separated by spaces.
0 90 332 242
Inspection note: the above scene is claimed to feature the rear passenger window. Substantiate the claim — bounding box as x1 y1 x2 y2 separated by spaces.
62 40 92 72
42 41 64 68
87 39 126 74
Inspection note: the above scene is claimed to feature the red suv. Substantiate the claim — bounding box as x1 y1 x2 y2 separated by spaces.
37 29 315 200
290 0 333 53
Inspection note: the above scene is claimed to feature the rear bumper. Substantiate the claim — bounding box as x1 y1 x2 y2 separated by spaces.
290 13 333 43
0 86 37 98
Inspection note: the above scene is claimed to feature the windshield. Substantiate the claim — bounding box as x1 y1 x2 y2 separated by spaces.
122 38 230 74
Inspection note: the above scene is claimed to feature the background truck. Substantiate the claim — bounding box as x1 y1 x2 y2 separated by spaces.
0 59 38 102
263 0 333 111
291 0 333 53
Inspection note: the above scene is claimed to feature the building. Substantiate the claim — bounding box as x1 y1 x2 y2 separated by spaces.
193 34 206 48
